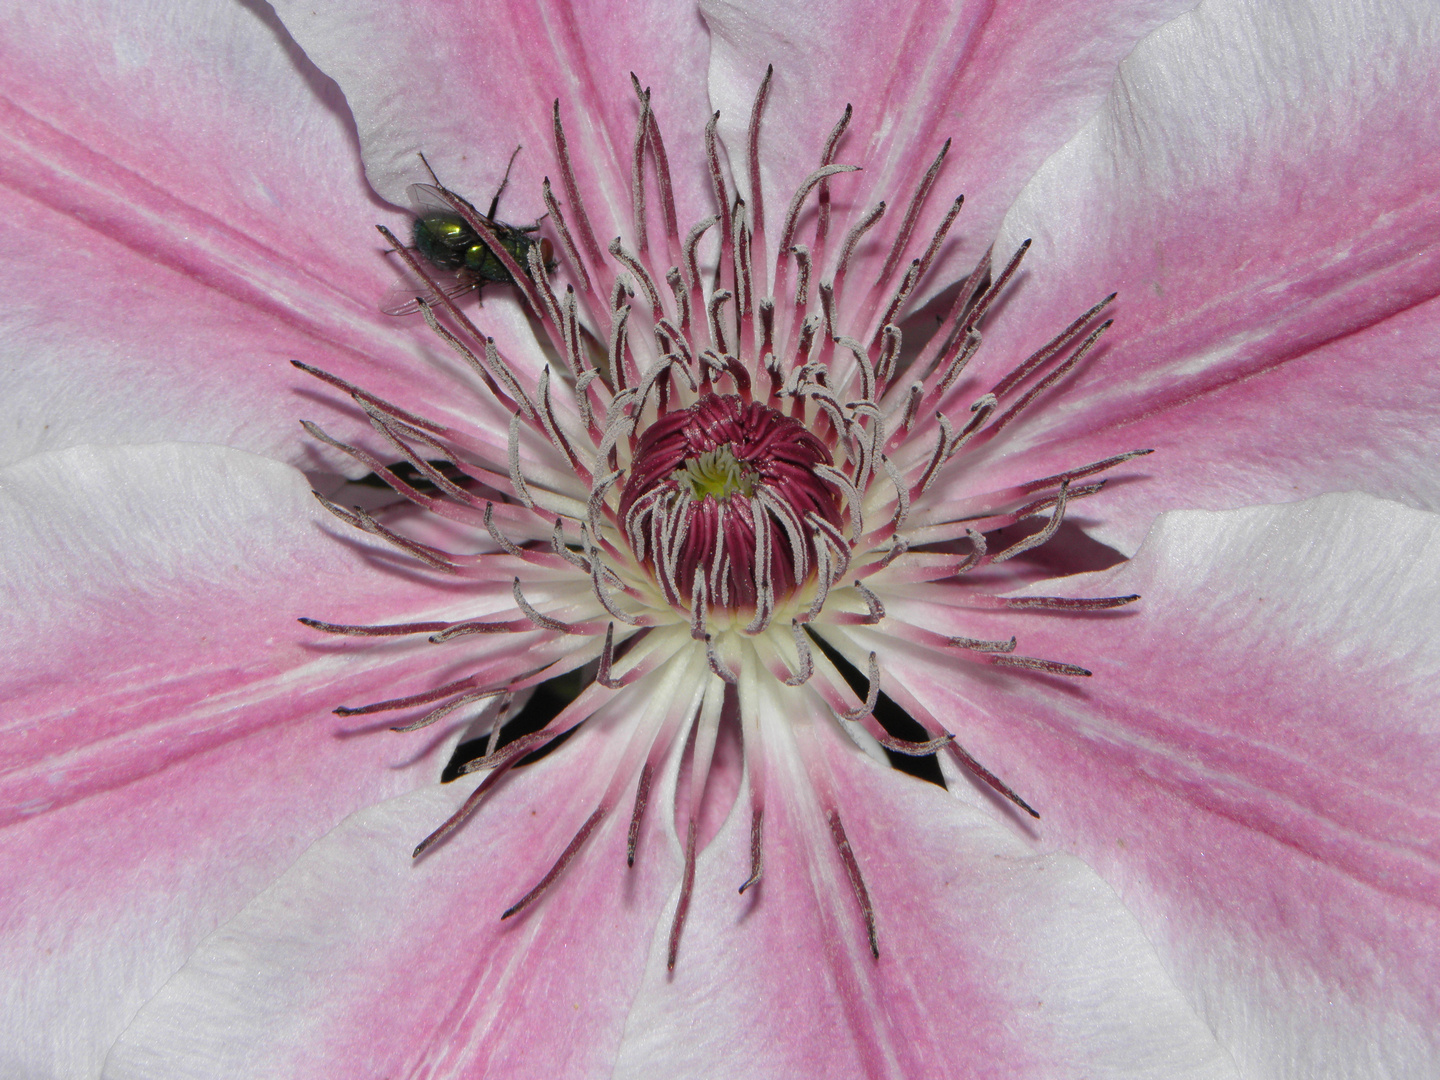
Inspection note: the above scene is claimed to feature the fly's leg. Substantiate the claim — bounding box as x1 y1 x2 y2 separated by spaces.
487 145 524 220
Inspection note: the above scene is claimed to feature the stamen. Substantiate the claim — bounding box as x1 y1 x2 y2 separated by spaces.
507 412 535 510
775 164 861 297
704 112 734 290
428 618 533 643
667 818 698 971
961 239 1031 336
784 620 815 686
1004 595 1140 611
413 757 521 859
791 244 812 313
834 335 876 402
1013 449 1154 495
529 242 564 332
630 81 651 254
947 740 1040 818
681 216 715 302
852 581 885 624
880 454 910 531
706 635 739 684
738 805 765 893
665 268 690 332
609 238 664 322
511 577 579 633
535 366 588 477
502 805 608 919
561 288 591 379
299 420 416 500
912 194 964 289
814 464 863 541
744 64 774 272
878 536 909 569
543 177 592 293
290 360 445 436
626 760 652 865
484 502 526 558
912 414 953 498
840 651 881 719
827 808 878 959
876 138 950 288
990 655 1091 677
311 493 457 572
390 688 499 733
872 729 954 756
897 382 923 433
818 282 837 342
332 675 487 718
833 203 886 288
988 318 1114 434
551 517 591 573
949 635 1017 653
460 726 568 775
991 480 1069 563
298 616 450 637
934 328 983 399
636 75 680 249
735 207 753 319
707 289 733 355
992 292 1117 400
551 100 606 268
874 258 922 342
875 324 901 390
814 104 853 252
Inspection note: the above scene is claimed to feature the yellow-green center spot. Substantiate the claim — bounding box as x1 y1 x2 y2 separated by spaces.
676 445 756 501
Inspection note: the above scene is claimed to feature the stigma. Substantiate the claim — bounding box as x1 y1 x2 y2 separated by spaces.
619 394 842 629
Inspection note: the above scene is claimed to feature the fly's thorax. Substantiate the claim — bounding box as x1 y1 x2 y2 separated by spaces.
412 214 472 272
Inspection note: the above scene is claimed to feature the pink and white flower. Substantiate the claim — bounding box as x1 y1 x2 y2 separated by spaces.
1 1 1436 1078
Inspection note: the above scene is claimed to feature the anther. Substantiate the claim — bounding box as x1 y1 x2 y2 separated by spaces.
827 808 879 959
502 806 608 920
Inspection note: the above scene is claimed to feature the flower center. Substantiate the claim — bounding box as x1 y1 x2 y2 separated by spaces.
676 445 754 501
618 394 843 626
304 69 1145 972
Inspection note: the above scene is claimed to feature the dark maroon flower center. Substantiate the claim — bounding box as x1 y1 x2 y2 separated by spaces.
618 395 843 622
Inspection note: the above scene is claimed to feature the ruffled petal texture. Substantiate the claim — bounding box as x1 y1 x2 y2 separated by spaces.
104 670 1238 1080
974 0 1440 549
6 0 1434 1078
272 0 717 227
699 0 1198 308
0 444 472 1078
614 722 1238 1080
265 0 723 436
104 723 681 1080
0 0 524 474
857 493 1440 1078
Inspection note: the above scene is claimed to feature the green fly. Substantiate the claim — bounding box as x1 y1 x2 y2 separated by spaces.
383 148 554 316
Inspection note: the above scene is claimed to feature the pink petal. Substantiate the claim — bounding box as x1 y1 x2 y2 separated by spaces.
700 0 1197 305
0 444 473 1076
104 723 680 1080
872 493 1440 1075
0 0 503 472
272 0 718 235
101 687 1236 1080
613 718 1234 1079
967 0 1440 550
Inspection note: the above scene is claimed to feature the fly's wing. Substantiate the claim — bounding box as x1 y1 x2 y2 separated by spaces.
380 247 476 317
407 182 481 220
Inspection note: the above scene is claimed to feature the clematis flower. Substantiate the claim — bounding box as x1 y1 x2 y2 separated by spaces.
2 2 1437 1080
